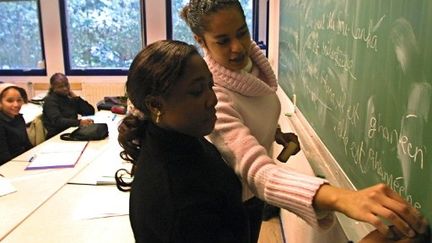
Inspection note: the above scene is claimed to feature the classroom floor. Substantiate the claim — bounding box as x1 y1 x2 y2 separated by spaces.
258 217 284 243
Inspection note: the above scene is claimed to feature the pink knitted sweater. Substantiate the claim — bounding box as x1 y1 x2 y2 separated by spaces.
205 42 333 228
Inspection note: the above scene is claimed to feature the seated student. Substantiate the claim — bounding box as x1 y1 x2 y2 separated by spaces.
42 73 95 139
115 40 250 243
0 83 33 165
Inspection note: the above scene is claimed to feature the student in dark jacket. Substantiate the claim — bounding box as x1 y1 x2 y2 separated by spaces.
0 83 33 165
42 73 95 139
115 40 250 243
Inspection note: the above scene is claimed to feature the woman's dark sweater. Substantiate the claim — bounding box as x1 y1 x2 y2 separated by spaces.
0 112 32 165
42 92 95 139
129 123 250 243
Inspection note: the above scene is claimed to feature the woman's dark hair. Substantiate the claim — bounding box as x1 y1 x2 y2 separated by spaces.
0 86 28 103
180 0 245 37
115 40 199 191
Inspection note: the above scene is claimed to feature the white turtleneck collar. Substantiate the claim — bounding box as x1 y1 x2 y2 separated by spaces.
242 57 253 73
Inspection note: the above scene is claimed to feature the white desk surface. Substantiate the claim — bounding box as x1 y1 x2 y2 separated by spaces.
20 102 43 124
0 111 128 241
1 184 133 243
68 140 132 186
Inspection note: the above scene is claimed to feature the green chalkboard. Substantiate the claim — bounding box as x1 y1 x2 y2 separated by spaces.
278 0 432 224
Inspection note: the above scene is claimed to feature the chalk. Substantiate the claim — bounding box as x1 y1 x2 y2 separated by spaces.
292 94 297 112
284 94 297 117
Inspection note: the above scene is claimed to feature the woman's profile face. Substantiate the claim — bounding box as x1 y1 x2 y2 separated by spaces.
0 88 24 118
200 7 252 71
158 54 217 137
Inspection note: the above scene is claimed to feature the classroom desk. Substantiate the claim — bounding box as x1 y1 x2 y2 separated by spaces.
0 111 126 241
68 139 132 186
1 184 133 243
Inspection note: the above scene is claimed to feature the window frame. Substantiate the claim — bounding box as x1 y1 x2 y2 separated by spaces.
165 0 262 44
0 0 47 76
58 0 147 76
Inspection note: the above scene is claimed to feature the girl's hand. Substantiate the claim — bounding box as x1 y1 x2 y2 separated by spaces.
68 90 77 98
314 184 429 239
79 119 94 126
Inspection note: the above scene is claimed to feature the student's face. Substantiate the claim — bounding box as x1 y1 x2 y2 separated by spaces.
0 88 24 118
158 54 217 137
52 78 71 97
198 7 252 71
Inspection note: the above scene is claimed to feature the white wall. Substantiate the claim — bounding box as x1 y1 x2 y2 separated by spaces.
145 0 167 44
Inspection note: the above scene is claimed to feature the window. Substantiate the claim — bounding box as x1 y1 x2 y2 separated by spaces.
60 0 145 75
169 0 255 46
0 0 45 76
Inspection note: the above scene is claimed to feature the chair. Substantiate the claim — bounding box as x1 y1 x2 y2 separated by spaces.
27 114 47 146
31 82 82 100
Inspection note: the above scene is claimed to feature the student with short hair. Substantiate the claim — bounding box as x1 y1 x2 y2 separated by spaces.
115 40 249 243
42 73 95 139
0 83 32 165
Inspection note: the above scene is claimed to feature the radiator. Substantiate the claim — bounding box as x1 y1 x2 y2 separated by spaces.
11 81 126 108
82 83 126 107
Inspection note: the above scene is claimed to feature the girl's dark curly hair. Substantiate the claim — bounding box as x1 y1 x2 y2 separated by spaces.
115 40 199 191
180 0 245 38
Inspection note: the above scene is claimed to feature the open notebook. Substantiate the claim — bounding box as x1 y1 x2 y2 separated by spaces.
25 141 89 170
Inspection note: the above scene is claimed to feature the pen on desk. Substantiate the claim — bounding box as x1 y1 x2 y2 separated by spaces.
29 154 37 162
112 114 117 121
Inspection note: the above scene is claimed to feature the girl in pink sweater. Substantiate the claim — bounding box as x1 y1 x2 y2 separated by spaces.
180 0 428 242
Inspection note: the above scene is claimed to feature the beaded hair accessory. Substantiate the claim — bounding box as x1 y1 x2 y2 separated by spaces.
127 100 145 120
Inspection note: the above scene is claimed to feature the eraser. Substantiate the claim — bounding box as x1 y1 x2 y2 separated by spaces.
277 142 298 162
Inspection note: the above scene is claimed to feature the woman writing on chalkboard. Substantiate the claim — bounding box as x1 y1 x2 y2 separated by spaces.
179 0 428 241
